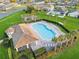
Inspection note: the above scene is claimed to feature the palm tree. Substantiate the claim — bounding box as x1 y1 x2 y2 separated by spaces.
66 32 76 47
53 36 63 53
56 35 64 42
76 30 79 40
63 33 71 47
31 10 36 16
70 31 78 44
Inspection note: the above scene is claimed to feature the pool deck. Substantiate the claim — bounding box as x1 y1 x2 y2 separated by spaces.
28 21 65 50
28 24 41 40
42 21 65 37
25 24 40 40
29 21 65 40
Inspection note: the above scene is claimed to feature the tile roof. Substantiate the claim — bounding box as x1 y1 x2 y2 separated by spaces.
6 23 38 49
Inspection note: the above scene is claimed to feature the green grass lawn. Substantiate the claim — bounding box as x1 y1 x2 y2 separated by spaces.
37 11 79 31
37 11 79 59
0 10 79 59
0 11 26 39
0 45 9 59
8 48 12 59
0 11 79 38
0 11 26 59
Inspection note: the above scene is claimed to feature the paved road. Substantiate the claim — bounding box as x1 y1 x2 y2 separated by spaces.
0 6 26 19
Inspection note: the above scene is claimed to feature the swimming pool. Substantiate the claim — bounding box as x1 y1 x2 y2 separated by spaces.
32 23 56 41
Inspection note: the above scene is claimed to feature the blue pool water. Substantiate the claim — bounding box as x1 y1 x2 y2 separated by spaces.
32 23 56 41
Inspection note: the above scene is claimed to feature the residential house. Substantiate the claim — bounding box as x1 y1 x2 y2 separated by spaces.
5 24 38 51
47 5 68 18
0 3 17 11
0 0 10 3
16 0 44 4
68 11 79 18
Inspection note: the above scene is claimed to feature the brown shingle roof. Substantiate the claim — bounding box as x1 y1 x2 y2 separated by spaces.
16 34 37 49
6 23 38 49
